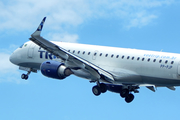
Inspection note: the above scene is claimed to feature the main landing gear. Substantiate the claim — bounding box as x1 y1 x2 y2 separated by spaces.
92 83 107 96
120 88 135 103
92 83 139 103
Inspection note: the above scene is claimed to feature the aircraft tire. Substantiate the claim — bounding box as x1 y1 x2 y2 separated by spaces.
92 85 101 96
125 93 134 103
21 74 26 79
120 89 129 98
21 74 28 80
24 75 28 80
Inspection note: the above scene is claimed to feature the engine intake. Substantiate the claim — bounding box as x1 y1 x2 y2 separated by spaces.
40 60 73 79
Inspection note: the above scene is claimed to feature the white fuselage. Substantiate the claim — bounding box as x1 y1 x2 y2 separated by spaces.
10 41 180 87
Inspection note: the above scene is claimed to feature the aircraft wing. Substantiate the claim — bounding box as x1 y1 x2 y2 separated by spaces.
29 17 115 83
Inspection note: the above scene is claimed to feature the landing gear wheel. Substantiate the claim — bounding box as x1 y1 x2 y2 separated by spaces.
125 93 134 103
92 85 101 96
24 75 28 80
21 74 28 80
120 89 129 98
21 74 26 79
100 83 107 93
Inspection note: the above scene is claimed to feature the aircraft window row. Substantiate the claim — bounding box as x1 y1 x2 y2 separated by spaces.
68 50 174 64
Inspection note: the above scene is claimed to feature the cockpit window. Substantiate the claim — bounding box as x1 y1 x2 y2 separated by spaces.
19 44 24 48
19 44 27 48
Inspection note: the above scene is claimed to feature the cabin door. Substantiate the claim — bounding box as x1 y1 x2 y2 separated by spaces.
178 62 180 76
28 43 36 59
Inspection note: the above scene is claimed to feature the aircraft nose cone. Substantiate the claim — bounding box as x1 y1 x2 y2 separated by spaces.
9 53 15 64
9 51 20 65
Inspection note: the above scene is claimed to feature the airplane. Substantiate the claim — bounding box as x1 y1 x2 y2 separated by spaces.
9 17 180 103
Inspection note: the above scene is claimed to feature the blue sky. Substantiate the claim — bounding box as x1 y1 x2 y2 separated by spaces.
0 0 180 120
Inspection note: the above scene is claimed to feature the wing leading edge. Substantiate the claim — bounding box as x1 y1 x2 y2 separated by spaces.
29 17 115 83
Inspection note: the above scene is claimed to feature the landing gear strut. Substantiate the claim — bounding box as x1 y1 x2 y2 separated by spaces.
21 71 31 80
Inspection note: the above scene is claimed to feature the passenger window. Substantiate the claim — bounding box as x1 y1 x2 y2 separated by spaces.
68 50 70 52
116 55 119 58
73 50 75 53
171 61 174 64
159 60 162 63
153 59 156 62
122 55 125 59
142 58 145 61
105 54 108 57
100 53 102 56
147 58 150 62
88 52 91 55
111 54 114 58
78 51 80 54
165 60 168 64
127 56 130 59
94 53 97 56
132 57 134 60
137 57 140 60
83 51 85 54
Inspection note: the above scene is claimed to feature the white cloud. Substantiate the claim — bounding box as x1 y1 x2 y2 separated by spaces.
0 45 27 84
47 33 79 43
126 11 158 29
90 0 174 29
0 0 91 31
0 52 23 84
0 53 14 73
0 0 175 31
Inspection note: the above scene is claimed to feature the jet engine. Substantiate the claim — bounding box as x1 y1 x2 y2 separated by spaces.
40 60 73 79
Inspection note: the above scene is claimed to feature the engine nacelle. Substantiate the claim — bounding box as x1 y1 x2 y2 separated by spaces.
40 60 73 79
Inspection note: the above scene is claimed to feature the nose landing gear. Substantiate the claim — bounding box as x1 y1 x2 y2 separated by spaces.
21 71 31 80
19 67 37 80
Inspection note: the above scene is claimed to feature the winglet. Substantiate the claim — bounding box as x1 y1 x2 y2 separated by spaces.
32 17 46 36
